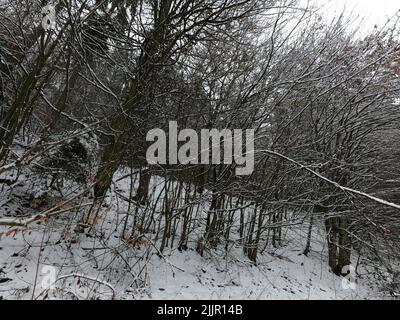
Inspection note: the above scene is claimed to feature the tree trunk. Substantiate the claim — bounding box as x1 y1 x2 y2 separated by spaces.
325 216 351 275
135 168 151 205
303 210 315 256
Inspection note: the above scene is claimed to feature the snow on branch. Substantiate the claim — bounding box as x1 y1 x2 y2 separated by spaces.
260 149 400 211
0 189 93 227
36 273 116 300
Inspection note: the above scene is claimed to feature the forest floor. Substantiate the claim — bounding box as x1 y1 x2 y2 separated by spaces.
0 170 393 300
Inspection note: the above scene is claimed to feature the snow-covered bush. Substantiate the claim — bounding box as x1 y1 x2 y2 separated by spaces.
33 134 98 191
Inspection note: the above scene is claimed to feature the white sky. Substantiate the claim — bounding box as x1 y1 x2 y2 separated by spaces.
320 0 400 27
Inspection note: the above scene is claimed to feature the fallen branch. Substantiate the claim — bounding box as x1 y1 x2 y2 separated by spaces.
260 149 400 211
0 188 93 227
36 273 116 300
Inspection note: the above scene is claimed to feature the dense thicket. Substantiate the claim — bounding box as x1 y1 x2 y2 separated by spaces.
1 0 399 278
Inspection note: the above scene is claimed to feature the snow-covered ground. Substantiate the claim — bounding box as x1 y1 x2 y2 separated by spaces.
0 170 392 300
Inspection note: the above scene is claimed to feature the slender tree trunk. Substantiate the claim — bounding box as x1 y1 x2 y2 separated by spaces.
135 168 151 205
303 210 315 256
